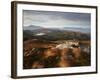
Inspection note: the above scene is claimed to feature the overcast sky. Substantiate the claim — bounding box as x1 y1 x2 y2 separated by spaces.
23 10 91 29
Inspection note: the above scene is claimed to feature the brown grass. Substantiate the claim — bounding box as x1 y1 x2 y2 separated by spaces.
23 40 91 69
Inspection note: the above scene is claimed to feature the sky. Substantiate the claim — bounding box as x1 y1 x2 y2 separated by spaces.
23 10 91 29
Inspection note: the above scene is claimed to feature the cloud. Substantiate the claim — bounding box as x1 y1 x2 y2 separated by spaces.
23 10 91 29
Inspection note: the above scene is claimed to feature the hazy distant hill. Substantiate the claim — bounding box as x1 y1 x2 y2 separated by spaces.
23 25 43 30
63 27 90 33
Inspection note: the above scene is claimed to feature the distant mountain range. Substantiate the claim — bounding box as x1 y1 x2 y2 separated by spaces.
24 25 90 33
23 25 90 41
63 27 90 33
24 25 43 30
